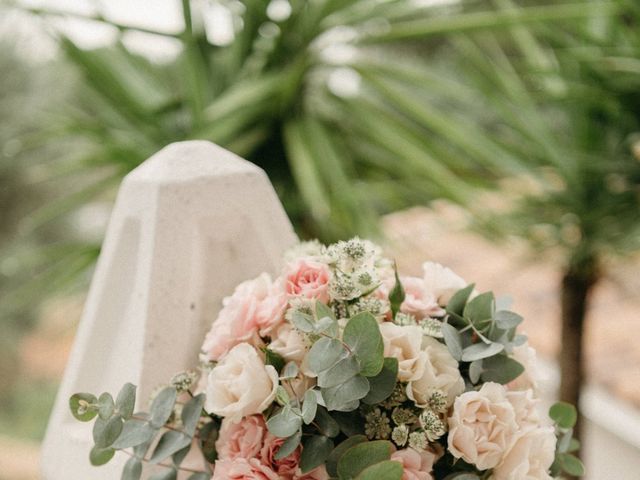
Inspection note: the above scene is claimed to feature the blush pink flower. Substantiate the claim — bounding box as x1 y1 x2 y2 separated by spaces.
391 448 436 480
216 415 268 461
260 432 301 478
377 276 444 319
284 258 331 303
201 273 287 361
294 465 330 480
212 457 279 480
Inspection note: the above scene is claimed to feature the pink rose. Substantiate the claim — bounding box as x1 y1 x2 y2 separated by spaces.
201 273 287 361
294 465 330 480
216 415 268 461
213 457 279 480
398 276 444 318
284 258 331 303
391 448 436 480
260 432 301 478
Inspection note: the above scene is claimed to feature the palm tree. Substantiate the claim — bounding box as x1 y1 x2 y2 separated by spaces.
438 0 640 445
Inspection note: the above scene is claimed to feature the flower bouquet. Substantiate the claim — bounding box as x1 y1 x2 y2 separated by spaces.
70 238 583 479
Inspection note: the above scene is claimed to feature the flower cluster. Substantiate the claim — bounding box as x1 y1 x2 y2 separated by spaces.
70 237 583 480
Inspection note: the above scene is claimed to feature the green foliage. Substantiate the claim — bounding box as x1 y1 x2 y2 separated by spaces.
549 402 578 429
343 312 384 377
388 266 406 320
362 358 399 405
300 435 334 473
337 440 395 480
549 401 585 477
68 383 216 478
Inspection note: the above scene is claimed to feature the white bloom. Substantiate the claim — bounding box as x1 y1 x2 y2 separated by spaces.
205 343 278 422
269 322 309 364
380 323 427 382
408 336 465 408
508 341 543 393
422 262 468 306
492 426 556 480
447 382 519 470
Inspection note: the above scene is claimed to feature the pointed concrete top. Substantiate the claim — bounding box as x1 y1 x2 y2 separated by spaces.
127 141 262 183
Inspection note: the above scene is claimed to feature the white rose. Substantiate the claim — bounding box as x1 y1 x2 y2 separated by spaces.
422 262 467 306
447 382 519 470
408 336 464 407
269 323 309 363
506 388 541 429
380 323 427 382
205 343 278 422
492 426 556 480
508 342 543 393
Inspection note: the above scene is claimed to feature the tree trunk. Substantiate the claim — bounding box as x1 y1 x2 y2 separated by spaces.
559 262 597 451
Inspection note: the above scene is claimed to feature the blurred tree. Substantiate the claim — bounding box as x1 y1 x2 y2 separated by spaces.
442 0 640 447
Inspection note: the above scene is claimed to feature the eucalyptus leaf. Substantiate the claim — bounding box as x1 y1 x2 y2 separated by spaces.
446 284 475 316
322 375 370 411
276 385 291 406
315 300 335 322
98 392 115 420
356 460 403 480
302 390 318 424
549 402 578 429
318 356 360 388
89 446 115 466
343 312 384 377
480 355 524 384
116 383 137 420
112 418 156 449
559 453 585 476
181 393 205 437
308 337 344 374
149 430 192 464
275 430 302 460
172 445 191 467
149 468 177 480
463 291 494 324
121 456 143 480
494 310 523 329
332 410 365 437
299 435 334 473
93 415 123 448
199 421 219 463
291 311 315 333
267 407 303 438
469 359 483 384
69 393 98 422
461 342 504 362
150 387 177 428
314 406 341 438
337 440 393 479
362 357 398 405
442 323 463 361
326 435 368 477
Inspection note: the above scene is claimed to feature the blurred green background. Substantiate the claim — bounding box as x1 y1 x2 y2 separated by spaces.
1 0 639 477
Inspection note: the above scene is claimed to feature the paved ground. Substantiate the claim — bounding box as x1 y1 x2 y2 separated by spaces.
3 206 639 478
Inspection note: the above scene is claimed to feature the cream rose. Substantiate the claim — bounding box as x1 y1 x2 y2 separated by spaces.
380 323 427 382
422 262 467 306
492 426 556 480
205 343 278 422
269 322 309 364
408 336 464 407
508 342 543 393
447 382 519 470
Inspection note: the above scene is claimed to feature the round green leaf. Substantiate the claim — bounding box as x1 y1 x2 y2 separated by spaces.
93 415 123 448
69 393 98 422
322 375 370 411
182 393 206 437
274 430 302 460
326 435 367 477
149 430 192 464
355 460 403 480
559 453 585 476
89 445 115 466
150 387 177 428
98 392 115 420
116 383 137 419
337 440 393 479
300 435 334 473
122 456 143 480
318 356 360 388
549 402 578 429
362 358 398 405
308 337 344 374
267 407 303 438
302 389 318 424
343 312 384 377
112 418 156 449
